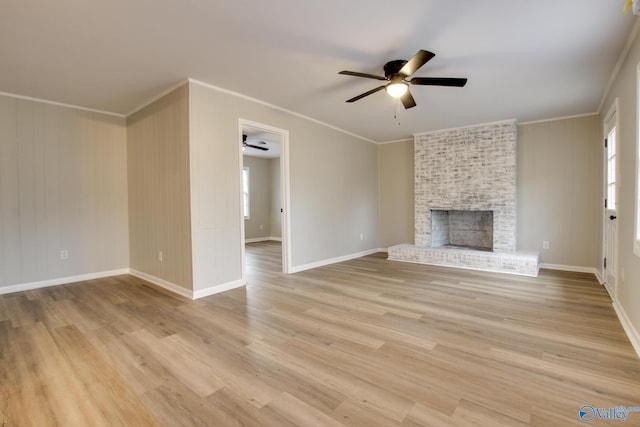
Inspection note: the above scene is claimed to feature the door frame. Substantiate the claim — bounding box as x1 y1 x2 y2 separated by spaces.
238 118 292 278
602 98 619 298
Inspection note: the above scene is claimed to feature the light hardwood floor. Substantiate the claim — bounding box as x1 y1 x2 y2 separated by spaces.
1 241 639 426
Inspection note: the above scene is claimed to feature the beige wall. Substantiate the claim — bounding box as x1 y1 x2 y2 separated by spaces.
378 139 414 248
189 80 379 290
290 119 378 264
517 115 601 267
0 95 129 290
189 84 243 291
600 23 640 344
270 158 282 238
378 118 602 270
243 155 271 240
127 84 193 291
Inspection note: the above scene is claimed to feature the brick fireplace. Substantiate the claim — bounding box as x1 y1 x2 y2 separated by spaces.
388 120 539 276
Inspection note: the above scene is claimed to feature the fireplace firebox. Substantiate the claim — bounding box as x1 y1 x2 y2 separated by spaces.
430 210 493 251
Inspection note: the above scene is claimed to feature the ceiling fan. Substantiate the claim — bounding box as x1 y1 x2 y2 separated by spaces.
339 49 467 109
243 134 269 151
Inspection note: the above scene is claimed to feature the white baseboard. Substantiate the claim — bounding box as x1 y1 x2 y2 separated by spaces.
539 263 600 279
290 248 380 273
603 282 615 299
594 269 604 284
0 268 130 296
129 269 245 300
612 300 640 359
377 247 389 253
193 279 245 299
129 269 193 299
245 237 282 243
1 267 247 301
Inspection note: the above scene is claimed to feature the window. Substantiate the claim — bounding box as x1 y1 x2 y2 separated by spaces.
636 64 640 257
604 100 619 275
607 126 617 211
242 167 250 219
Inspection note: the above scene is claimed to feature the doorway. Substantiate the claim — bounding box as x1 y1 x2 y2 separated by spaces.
238 119 291 280
603 100 618 298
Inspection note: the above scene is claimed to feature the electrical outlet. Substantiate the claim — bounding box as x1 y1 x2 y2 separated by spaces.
359 233 364 241
60 250 69 260
260 224 264 230
542 241 549 249
159 251 163 262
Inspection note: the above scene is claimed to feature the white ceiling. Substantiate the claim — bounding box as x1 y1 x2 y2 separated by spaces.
1 1 637 142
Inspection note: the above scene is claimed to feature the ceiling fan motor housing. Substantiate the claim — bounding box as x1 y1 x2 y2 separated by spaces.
384 60 408 79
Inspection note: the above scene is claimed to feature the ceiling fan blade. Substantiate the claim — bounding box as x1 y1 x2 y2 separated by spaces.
400 90 416 109
410 77 468 87
399 50 435 77
247 144 269 151
339 70 387 81
346 85 386 103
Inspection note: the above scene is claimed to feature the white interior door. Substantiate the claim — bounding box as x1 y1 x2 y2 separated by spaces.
603 103 618 297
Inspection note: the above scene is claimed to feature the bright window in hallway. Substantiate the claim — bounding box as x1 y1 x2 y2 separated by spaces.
607 126 617 211
243 167 250 219
636 64 640 257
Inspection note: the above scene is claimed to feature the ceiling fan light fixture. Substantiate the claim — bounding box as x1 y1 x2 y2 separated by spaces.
339 50 467 109
386 82 408 98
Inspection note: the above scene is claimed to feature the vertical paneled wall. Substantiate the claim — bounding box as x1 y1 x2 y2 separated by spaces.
517 115 601 267
0 95 129 290
378 139 414 248
127 85 193 291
